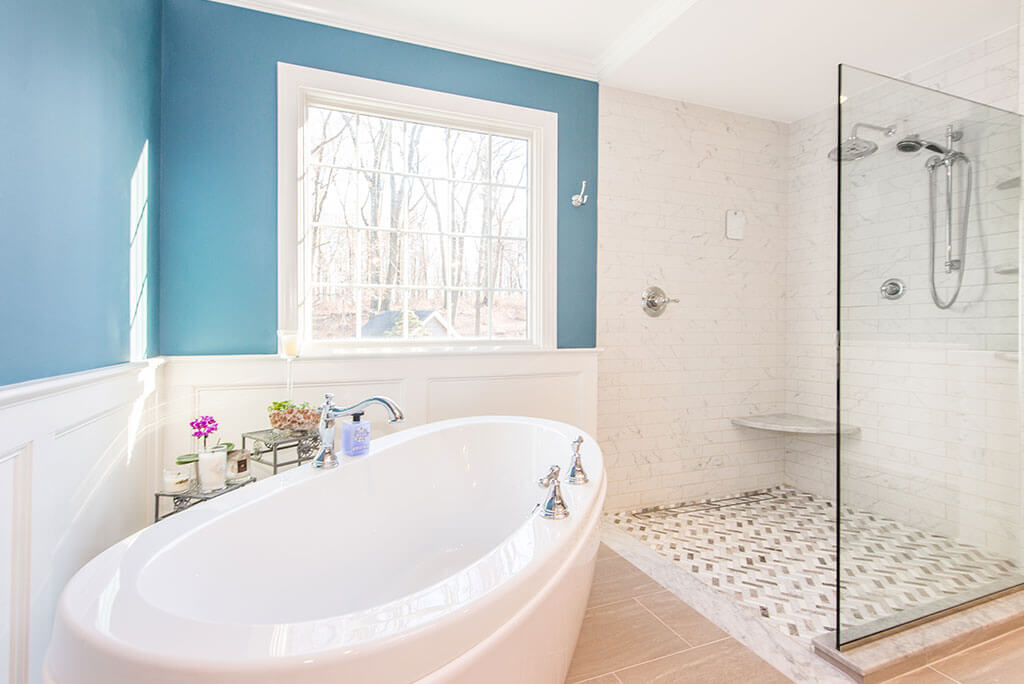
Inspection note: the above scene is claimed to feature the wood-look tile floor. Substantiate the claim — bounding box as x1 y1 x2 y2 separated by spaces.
567 544 793 683
572 545 1024 684
886 625 1024 684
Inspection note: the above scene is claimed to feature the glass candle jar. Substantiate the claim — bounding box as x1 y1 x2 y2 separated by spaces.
197 445 228 492
162 464 193 493
226 449 250 484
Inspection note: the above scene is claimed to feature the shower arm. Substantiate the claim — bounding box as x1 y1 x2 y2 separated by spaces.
851 122 896 138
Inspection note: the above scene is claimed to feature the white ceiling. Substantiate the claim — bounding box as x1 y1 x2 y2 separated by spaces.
216 0 1019 122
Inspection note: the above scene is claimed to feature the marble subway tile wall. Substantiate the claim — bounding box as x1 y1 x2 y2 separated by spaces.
784 27 1022 557
783 105 839 500
839 71 1021 556
597 87 789 512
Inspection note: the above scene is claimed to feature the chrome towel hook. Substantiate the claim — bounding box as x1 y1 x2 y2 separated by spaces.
571 181 588 207
641 286 679 317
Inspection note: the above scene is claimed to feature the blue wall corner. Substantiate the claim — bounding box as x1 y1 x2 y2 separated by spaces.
0 0 162 386
159 0 597 353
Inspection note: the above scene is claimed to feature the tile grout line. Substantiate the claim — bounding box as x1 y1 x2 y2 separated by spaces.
632 596 696 649
608 636 736 679
924 665 961 684
570 594 696 683
586 585 668 611
922 625 1024 680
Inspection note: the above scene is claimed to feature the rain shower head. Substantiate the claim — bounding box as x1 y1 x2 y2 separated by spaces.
829 136 878 161
828 122 896 162
896 134 949 154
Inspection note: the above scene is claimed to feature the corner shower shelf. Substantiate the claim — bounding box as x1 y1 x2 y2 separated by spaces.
731 412 859 436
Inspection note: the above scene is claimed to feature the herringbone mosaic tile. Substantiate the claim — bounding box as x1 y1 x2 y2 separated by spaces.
610 486 1019 642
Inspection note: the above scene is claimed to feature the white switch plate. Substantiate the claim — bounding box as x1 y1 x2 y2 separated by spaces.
726 210 745 240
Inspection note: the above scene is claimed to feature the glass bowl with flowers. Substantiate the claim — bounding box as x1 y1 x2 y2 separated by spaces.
267 400 320 431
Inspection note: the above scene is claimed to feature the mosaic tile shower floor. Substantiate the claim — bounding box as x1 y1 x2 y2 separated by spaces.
609 486 1020 643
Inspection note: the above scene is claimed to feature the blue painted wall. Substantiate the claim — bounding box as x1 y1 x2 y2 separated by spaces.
0 0 162 386
160 0 598 353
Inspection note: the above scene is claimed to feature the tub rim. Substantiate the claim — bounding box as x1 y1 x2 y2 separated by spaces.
46 415 606 679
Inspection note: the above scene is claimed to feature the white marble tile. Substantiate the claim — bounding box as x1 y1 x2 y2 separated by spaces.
597 87 789 512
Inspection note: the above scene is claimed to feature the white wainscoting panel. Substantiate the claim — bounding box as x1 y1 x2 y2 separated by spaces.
427 373 586 426
160 351 598 469
0 449 16 680
0 361 160 684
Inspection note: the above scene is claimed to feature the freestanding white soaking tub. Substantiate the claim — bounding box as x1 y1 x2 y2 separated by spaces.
44 416 605 684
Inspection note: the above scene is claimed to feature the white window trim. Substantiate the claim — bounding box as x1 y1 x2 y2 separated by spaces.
277 62 558 356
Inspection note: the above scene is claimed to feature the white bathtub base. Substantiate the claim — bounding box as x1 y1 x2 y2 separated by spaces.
423 516 599 683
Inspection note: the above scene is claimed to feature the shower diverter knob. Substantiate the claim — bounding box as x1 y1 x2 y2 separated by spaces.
880 278 905 300
641 286 679 317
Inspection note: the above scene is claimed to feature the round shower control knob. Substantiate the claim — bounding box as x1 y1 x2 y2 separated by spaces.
880 278 905 300
641 286 679 317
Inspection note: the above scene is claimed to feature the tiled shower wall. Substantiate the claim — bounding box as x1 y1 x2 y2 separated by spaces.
783 26 1021 557
599 27 1021 532
597 88 789 512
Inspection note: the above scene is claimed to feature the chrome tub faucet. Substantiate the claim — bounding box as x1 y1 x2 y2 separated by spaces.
313 393 405 469
567 436 588 484
538 465 569 519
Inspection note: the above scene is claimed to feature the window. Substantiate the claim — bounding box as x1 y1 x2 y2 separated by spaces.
278 64 557 354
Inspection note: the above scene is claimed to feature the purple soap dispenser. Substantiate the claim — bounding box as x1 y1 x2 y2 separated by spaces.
340 412 371 457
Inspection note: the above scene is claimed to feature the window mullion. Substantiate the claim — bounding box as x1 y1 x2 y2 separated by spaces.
354 112 364 340
401 178 410 337
486 135 494 341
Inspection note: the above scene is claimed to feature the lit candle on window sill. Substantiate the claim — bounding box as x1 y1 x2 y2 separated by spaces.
277 330 300 358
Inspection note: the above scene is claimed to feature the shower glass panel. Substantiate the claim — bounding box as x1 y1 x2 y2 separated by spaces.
837 64 1023 647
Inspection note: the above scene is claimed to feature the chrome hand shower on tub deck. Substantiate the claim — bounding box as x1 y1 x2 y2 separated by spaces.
897 125 972 309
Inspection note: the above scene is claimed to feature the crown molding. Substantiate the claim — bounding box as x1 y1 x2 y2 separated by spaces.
595 0 700 76
208 0 600 81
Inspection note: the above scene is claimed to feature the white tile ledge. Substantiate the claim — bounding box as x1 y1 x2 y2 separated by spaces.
732 412 859 436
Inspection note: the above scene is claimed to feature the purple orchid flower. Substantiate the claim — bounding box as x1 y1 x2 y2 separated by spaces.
189 415 219 448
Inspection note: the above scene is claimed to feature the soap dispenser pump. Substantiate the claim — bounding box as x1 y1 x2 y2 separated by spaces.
340 412 371 457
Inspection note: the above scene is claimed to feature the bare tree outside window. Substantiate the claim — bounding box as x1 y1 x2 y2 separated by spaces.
303 104 530 343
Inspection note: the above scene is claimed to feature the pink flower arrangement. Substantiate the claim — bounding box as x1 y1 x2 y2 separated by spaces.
190 415 218 448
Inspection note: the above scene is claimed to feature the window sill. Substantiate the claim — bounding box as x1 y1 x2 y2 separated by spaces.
287 344 585 360
161 347 600 364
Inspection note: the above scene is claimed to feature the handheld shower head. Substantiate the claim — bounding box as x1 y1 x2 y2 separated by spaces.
895 134 949 154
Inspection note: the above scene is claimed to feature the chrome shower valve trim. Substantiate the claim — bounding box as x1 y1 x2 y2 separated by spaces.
641 286 679 317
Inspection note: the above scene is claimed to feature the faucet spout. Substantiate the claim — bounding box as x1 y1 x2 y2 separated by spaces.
328 396 405 423
312 393 406 469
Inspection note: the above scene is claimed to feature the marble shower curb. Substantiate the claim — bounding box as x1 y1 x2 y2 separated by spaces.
812 588 1024 683
600 521 853 683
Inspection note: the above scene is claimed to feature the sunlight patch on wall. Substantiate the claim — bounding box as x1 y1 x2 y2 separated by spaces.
129 140 149 362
